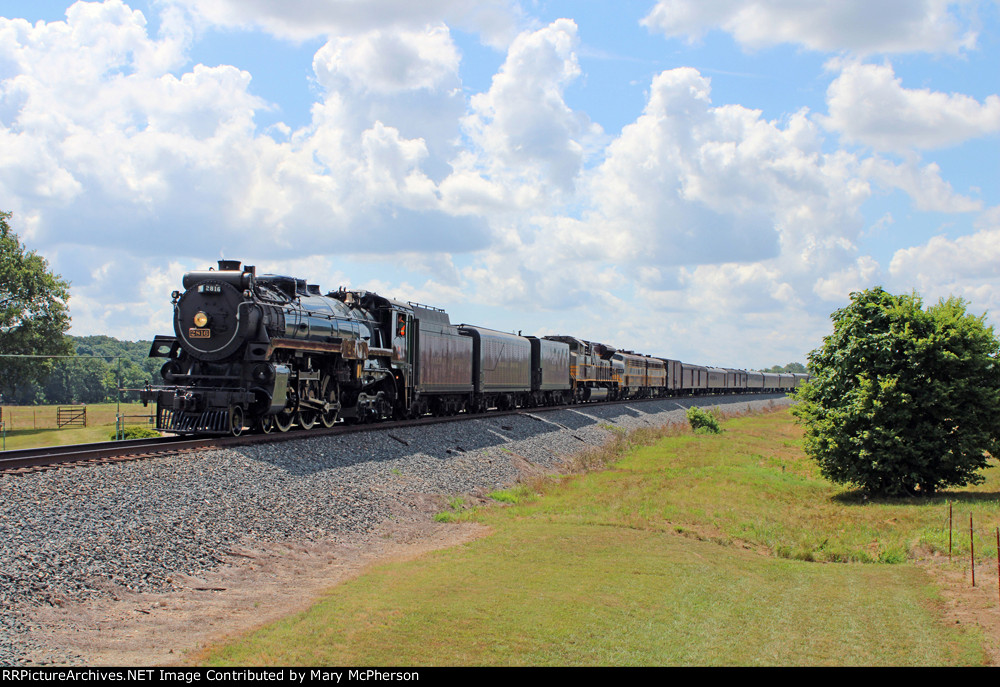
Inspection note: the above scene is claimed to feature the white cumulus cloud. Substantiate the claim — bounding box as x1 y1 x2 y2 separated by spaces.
164 0 524 46
312 24 460 95
641 0 981 55
0 1 490 258
813 256 882 301
454 18 604 204
886 209 1000 319
889 209 1000 289
454 65 879 360
861 157 982 212
822 61 1000 152
583 67 868 272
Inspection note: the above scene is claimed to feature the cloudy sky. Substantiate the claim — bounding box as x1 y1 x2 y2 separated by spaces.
1 0 998 369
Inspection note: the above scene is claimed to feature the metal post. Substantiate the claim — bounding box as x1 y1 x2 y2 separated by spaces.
948 502 952 561
114 354 122 441
970 513 975 587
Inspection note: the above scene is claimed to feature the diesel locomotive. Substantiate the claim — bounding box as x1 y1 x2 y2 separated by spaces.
140 259 806 436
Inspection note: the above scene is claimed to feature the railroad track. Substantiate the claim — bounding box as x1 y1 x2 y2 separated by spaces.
0 392 786 474
0 411 508 472
0 435 214 473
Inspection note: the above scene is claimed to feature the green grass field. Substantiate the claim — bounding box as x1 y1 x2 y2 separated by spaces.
194 408 999 666
0 403 155 449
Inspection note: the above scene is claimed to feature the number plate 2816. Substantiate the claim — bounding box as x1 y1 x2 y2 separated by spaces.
189 328 211 339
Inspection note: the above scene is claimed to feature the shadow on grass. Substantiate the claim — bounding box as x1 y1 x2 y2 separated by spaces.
832 488 1000 507
4 428 79 438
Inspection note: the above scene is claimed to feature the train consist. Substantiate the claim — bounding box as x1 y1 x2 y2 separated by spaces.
140 260 807 436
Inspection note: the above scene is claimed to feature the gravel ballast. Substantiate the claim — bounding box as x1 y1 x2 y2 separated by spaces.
0 394 792 665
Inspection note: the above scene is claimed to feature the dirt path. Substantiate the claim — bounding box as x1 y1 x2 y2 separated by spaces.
25 514 491 666
915 553 1000 665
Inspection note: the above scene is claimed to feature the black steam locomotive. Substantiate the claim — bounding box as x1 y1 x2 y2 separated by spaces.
141 259 804 436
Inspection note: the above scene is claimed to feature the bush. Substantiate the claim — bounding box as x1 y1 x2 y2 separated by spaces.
792 288 1000 496
112 425 161 440
687 406 721 434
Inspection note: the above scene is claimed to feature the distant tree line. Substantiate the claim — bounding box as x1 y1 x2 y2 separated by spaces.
3 335 162 405
760 362 808 373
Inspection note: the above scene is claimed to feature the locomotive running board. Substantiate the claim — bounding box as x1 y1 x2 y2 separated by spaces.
266 338 391 360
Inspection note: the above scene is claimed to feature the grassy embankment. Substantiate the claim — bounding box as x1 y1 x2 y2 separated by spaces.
198 407 998 665
0 403 154 449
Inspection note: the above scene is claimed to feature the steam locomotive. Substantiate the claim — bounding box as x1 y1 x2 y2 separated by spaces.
140 260 805 436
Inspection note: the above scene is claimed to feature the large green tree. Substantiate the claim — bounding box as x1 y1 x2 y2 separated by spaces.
0 211 73 402
792 287 1000 496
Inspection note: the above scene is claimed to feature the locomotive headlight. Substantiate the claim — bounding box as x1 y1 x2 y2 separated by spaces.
193 311 209 328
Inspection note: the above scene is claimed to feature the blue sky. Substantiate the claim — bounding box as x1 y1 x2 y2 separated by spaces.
1 0 998 368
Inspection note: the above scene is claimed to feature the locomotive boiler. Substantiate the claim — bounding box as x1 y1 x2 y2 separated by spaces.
141 260 410 435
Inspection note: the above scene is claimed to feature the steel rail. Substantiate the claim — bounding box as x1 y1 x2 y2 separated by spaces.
0 435 216 472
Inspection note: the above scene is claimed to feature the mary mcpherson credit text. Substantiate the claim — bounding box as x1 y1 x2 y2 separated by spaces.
1 670 420 683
